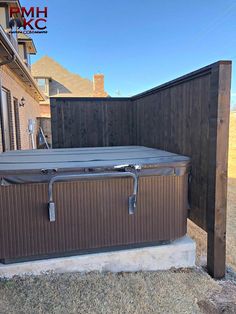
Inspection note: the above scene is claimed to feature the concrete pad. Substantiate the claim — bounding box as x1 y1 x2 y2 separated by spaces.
0 235 196 278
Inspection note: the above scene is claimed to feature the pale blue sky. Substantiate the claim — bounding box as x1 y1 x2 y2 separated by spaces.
21 0 236 104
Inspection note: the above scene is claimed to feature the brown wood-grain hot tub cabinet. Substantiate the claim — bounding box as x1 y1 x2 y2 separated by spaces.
0 146 190 263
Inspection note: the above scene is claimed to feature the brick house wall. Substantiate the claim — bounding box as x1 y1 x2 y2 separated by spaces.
0 65 40 151
39 103 51 118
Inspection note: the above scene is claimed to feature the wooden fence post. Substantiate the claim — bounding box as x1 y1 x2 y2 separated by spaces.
207 61 231 278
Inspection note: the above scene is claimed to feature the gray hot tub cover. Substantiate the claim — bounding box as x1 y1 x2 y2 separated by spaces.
0 146 190 185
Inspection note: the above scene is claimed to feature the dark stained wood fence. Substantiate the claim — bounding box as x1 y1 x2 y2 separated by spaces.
51 61 232 278
51 98 135 148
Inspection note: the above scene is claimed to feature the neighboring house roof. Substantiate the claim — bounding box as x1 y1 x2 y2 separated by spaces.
32 56 107 98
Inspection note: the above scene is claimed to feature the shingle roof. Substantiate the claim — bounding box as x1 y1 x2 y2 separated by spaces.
31 56 95 97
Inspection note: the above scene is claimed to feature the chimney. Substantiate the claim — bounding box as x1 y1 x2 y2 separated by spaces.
93 74 107 97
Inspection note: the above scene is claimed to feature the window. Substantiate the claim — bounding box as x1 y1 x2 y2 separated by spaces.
27 52 31 68
36 78 49 95
18 44 26 61
37 78 46 92
18 44 31 68
0 90 19 151
1 89 11 151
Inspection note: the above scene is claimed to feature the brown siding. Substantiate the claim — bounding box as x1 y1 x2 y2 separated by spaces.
0 175 187 261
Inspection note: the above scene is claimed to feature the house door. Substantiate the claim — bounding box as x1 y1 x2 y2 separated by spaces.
1 89 11 151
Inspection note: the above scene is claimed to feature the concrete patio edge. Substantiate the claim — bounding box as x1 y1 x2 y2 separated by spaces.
0 235 196 278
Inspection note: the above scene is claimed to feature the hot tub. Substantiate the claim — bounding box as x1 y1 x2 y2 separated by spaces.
0 146 190 263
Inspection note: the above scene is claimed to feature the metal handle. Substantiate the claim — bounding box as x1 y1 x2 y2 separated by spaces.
48 171 139 222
